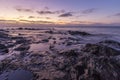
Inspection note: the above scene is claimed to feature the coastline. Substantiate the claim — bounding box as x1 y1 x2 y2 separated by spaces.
0 27 120 80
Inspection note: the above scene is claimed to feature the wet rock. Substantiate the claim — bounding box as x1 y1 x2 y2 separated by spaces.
0 29 120 80
45 30 54 34
66 41 73 46
59 50 78 57
81 43 120 56
75 65 86 76
0 44 9 54
111 55 120 67
68 30 91 36
15 38 30 44
99 40 120 48
99 40 120 45
14 44 30 51
11 36 23 40
0 60 10 73
42 39 49 43
18 27 24 30
93 57 120 80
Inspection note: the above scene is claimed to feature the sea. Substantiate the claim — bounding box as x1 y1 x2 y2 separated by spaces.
0 26 120 42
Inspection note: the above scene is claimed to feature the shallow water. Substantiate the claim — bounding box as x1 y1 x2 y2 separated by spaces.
29 43 49 52
0 69 33 80
8 69 33 80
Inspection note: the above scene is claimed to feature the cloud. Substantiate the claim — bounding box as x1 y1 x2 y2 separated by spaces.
18 19 54 24
0 19 17 23
37 10 55 15
15 6 33 13
107 13 120 18
59 12 73 17
36 8 65 15
0 18 53 24
43 7 50 10
28 16 51 20
82 8 97 14
113 13 120 16
54 10 65 14
36 10 65 15
46 17 51 19
28 16 36 18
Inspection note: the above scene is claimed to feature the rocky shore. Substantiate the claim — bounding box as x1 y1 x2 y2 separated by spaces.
0 28 120 80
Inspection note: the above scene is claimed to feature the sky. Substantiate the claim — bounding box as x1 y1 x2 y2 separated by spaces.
0 0 120 26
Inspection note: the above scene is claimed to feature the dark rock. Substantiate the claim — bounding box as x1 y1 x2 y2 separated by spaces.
81 43 120 56
15 38 30 44
18 27 24 30
41 79 50 80
99 40 120 45
0 44 9 54
68 30 91 36
11 36 23 40
14 44 30 51
0 32 9 38
42 39 49 43
59 50 78 57
99 40 120 48
75 65 86 80
45 30 54 34
0 60 10 72
66 42 73 46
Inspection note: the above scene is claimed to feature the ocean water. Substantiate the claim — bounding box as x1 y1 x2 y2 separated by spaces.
56 26 120 42
56 26 120 35
1 26 120 34
1 26 120 42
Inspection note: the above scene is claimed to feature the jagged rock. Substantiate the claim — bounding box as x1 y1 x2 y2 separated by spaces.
59 50 78 57
99 40 120 48
81 43 120 56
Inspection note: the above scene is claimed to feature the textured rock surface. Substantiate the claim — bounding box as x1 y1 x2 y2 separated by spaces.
0 28 120 80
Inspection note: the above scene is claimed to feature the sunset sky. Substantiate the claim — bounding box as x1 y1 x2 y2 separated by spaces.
0 0 120 26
